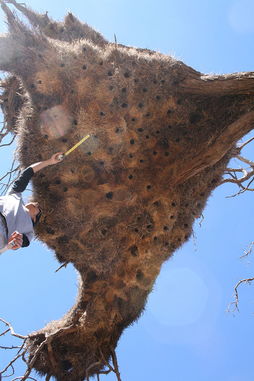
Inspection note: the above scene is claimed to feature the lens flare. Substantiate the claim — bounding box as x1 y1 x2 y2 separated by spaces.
40 105 72 139
228 0 254 34
148 267 209 327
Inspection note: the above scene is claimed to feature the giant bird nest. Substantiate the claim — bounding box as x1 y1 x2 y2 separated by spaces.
0 1 254 380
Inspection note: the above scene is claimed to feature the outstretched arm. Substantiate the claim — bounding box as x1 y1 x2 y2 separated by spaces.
30 152 63 173
9 152 63 194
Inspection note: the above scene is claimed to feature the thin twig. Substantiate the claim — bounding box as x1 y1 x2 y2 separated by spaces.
0 158 20 196
0 130 9 142
0 344 22 349
1 364 14 378
228 277 254 312
98 369 111 375
221 136 254 197
222 168 254 186
237 154 254 167
99 348 115 373
226 175 254 198
0 318 27 340
237 136 254 150
240 242 254 260
0 165 19 182
0 328 11 337
55 262 68 273
225 168 245 173
198 213 204 227
86 361 101 380
0 318 29 379
0 350 26 375
0 134 15 148
12 377 38 381
99 348 122 381
111 348 122 381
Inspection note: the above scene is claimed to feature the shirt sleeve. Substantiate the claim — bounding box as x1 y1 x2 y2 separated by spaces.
22 233 30 247
9 167 34 194
23 231 34 247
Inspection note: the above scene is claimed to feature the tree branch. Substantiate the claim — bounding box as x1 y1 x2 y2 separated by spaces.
240 241 254 260
228 278 254 313
111 347 122 381
180 71 254 95
220 136 254 197
0 318 27 340
98 348 122 381
0 134 15 148
175 111 254 185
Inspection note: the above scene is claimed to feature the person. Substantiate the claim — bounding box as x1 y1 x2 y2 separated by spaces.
0 153 63 252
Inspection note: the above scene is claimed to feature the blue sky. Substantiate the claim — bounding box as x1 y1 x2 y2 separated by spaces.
0 1 254 380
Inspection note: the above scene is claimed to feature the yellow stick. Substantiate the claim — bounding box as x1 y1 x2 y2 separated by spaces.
64 134 90 156
57 134 91 161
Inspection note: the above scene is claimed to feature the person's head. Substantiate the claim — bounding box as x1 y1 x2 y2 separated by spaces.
25 202 42 225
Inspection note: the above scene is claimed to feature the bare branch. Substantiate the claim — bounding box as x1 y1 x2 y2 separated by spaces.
0 318 31 380
98 348 122 381
238 136 254 151
0 344 22 349
0 164 19 182
221 136 254 197
228 278 254 313
99 348 115 373
12 377 38 381
98 369 111 376
0 350 26 376
0 159 20 196
175 111 254 185
0 134 15 148
86 361 102 381
0 318 27 340
1 364 14 378
240 241 254 259
111 347 122 381
222 168 254 186
0 328 11 337
226 176 254 198
198 213 204 228
237 155 254 167
55 262 68 273
225 168 246 173
180 71 254 95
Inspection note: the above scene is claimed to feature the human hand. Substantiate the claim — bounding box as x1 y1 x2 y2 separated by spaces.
49 152 64 164
8 231 23 250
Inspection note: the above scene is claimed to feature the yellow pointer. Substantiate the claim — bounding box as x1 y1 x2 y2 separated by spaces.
58 134 90 160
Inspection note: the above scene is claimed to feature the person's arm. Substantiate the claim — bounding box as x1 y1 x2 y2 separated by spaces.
29 152 63 173
9 153 63 194
9 167 34 194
